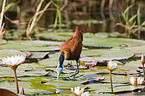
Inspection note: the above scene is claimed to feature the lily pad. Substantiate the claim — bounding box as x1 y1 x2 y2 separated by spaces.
80 49 134 61
36 31 73 41
39 59 58 67
0 49 26 59
38 52 60 67
0 77 56 95
125 46 145 56
72 19 103 25
124 60 142 69
88 83 144 94
0 63 46 77
36 31 145 49
2 40 61 52
83 33 145 48
120 60 142 75
31 52 49 59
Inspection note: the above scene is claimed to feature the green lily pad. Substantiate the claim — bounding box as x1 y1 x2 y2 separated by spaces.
2 40 61 52
83 33 145 48
109 32 122 38
125 46 145 56
39 59 58 67
31 52 49 59
0 63 46 77
47 79 81 89
72 19 103 25
0 77 56 95
88 83 144 94
36 31 145 49
36 31 73 41
80 49 134 61
0 49 26 59
38 52 60 67
18 63 46 76
0 77 34 94
120 60 142 75
124 60 141 69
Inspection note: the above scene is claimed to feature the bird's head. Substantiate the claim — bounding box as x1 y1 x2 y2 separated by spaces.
73 26 84 41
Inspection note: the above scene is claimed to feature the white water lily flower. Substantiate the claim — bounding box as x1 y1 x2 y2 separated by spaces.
2 55 25 69
107 61 117 71
71 86 90 96
129 77 144 85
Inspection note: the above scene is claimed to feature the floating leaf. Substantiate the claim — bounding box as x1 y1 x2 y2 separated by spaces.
0 49 26 59
2 40 61 52
80 49 134 62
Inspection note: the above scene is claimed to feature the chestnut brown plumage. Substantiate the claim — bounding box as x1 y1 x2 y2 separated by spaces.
57 27 83 79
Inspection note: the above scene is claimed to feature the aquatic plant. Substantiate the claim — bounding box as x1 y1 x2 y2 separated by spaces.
116 4 137 38
52 0 67 30
2 55 25 94
0 0 19 48
26 0 52 39
133 4 145 39
117 4 145 39
71 86 90 96
107 60 117 94
129 77 144 85
107 60 117 72
0 0 6 49
141 55 145 80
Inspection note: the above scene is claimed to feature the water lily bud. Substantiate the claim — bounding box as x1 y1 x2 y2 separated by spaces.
141 55 145 65
107 61 117 72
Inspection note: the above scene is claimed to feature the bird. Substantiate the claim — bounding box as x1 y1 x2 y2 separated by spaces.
57 27 83 80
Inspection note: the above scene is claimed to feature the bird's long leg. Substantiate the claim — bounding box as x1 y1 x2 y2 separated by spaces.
70 60 80 78
76 60 80 74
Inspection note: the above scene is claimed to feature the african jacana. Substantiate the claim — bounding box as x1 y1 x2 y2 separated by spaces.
57 27 83 79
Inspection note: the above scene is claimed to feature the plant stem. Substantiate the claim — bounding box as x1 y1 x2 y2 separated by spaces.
0 0 6 49
36 1 52 22
109 71 113 94
13 69 19 94
26 0 44 39
143 64 145 80
0 0 6 28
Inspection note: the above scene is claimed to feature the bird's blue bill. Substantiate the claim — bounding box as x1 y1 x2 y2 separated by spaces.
57 67 63 80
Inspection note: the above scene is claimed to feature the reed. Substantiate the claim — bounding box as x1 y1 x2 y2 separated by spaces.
0 0 6 49
120 4 136 38
52 0 66 30
26 0 52 39
133 4 145 39
117 4 145 39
